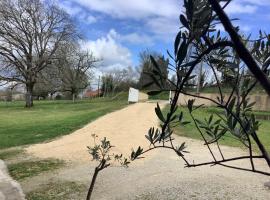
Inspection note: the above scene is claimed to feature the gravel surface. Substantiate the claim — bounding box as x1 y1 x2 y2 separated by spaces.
24 102 270 199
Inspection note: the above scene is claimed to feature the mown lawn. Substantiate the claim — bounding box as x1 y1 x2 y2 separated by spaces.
148 91 170 100
0 95 128 149
163 106 270 153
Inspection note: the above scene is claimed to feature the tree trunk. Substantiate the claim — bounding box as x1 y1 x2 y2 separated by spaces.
25 83 34 108
196 62 203 94
72 93 75 103
86 167 100 200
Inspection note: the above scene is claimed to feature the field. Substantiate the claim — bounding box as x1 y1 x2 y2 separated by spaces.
0 95 128 149
164 106 270 153
1 100 269 199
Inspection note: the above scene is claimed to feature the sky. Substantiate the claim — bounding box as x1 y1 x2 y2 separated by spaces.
57 0 270 73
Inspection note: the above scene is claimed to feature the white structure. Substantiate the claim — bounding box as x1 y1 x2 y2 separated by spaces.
128 87 139 103
169 90 172 104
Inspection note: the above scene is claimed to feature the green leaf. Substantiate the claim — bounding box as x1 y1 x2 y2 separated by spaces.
150 55 161 74
155 103 166 122
180 14 189 29
179 111 183 121
177 36 188 64
179 142 186 151
181 121 191 125
174 31 182 55
208 114 213 124
228 97 236 112
187 99 195 112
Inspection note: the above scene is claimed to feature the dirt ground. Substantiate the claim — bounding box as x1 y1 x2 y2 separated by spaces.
25 102 270 199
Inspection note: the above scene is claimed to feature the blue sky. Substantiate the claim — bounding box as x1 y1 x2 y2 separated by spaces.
57 0 270 71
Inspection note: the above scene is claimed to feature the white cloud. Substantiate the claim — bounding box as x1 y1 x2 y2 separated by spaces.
80 30 133 71
86 15 97 24
107 30 154 46
225 2 257 14
146 17 179 40
240 0 270 6
59 1 98 24
60 0 182 43
215 23 251 33
119 33 153 45
70 0 181 20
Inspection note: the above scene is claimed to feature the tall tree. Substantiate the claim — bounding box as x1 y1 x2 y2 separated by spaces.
138 50 169 90
101 66 138 96
59 45 97 102
0 0 75 107
33 64 61 99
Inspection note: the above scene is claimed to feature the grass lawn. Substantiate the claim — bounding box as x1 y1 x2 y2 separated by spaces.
163 106 270 153
8 159 65 180
148 91 170 100
0 94 128 149
26 181 86 200
0 149 24 160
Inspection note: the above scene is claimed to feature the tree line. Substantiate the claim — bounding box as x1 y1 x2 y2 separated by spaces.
0 0 98 107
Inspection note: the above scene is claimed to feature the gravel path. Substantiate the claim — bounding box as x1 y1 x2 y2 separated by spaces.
25 102 270 199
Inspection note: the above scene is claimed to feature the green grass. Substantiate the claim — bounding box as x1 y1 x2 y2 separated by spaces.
8 159 65 180
0 95 128 149
0 149 24 160
26 181 86 200
148 91 170 100
164 106 270 153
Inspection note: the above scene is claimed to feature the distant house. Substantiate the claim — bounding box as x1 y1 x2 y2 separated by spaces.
83 89 102 98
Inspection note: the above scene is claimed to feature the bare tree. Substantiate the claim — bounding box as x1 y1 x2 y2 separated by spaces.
33 64 62 100
0 0 76 107
59 45 98 102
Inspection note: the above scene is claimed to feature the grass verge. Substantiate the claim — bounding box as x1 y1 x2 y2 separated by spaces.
8 159 65 180
163 105 270 153
26 181 86 200
148 91 170 100
0 149 24 160
0 94 128 149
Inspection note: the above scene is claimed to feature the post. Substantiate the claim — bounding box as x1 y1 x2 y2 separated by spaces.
197 62 203 94
97 76 100 98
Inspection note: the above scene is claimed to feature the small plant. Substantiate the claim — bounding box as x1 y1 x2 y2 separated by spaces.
86 134 130 200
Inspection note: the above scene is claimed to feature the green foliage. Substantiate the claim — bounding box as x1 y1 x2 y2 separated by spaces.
86 134 130 199
131 146 144 161
133 0 270 175
164 105 270 153
8 159 64 180
88 134 130 167
145 128 161 146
